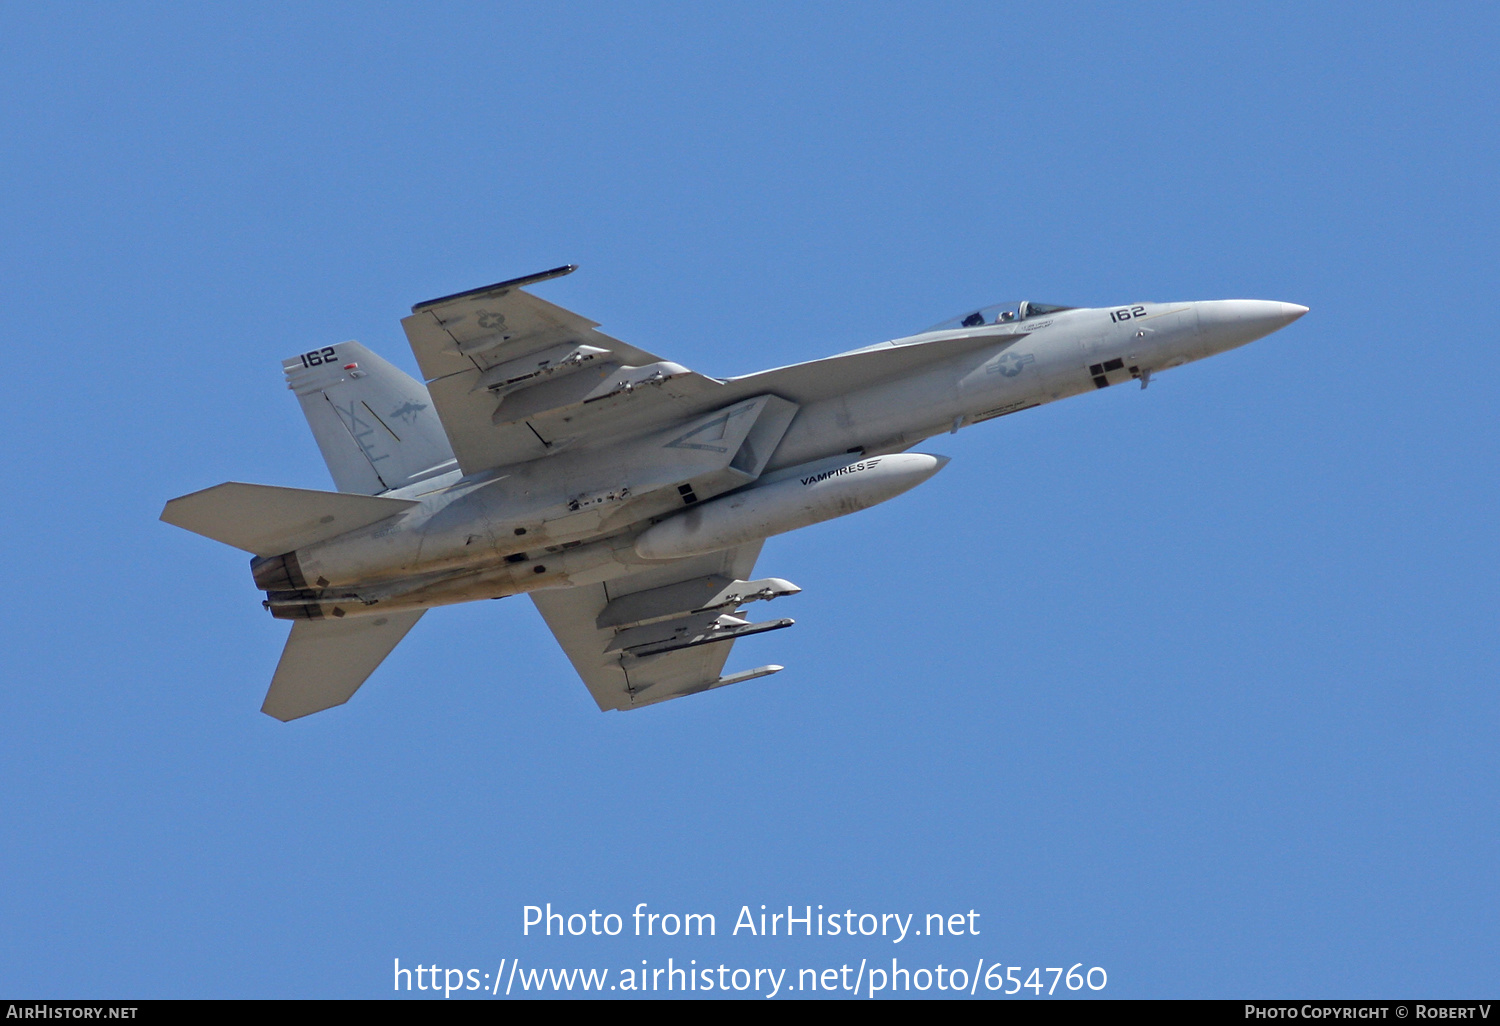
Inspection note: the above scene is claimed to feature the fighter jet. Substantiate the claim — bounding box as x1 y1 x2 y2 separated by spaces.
161 266 1307 720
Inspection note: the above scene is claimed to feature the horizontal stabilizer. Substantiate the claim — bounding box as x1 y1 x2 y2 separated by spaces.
262 610 424 721
161 482 418 556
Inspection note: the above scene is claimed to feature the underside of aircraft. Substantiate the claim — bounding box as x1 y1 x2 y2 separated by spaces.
162 266 1306 719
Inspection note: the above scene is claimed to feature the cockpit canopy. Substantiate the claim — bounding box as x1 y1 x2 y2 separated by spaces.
925 301 1075 333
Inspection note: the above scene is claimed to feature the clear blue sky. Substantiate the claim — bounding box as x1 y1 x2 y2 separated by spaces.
1 2 1496 999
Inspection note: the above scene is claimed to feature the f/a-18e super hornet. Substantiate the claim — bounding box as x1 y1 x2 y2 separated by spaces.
162 267 1307 720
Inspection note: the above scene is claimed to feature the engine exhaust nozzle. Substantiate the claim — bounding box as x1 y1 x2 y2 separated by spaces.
251 551 307 591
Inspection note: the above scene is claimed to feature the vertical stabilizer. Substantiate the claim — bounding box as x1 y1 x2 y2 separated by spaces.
283 342 457 495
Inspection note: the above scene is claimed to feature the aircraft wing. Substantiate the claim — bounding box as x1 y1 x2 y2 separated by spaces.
401 266 724 475
529 542 797 710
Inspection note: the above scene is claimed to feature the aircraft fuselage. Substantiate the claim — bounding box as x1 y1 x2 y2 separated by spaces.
253 298 1305 621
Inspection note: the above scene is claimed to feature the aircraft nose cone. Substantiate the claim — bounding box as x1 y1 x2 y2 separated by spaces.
1196 299 1309 354
878 451 949 485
